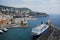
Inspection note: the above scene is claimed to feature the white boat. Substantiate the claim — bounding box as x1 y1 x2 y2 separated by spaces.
0 30 4 33
2 28 8 32
32 24 49 35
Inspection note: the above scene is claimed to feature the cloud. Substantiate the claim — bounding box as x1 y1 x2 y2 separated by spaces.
0 0 60 14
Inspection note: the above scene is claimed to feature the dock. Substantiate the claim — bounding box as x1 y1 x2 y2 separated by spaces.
34 25 60 40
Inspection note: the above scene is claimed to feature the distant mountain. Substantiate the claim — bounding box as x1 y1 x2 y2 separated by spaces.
29 12 49 16
0 5 48 16
0 5 31 11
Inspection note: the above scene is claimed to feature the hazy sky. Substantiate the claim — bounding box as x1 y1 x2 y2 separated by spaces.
0 0 60 14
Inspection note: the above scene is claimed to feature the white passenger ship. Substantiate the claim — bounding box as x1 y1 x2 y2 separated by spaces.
32 24 49 35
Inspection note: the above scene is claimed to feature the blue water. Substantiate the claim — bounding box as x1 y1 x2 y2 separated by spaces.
0 27 32 40
49 14 60 27
28 17 49 28
0 14 60 40
28 14 60 28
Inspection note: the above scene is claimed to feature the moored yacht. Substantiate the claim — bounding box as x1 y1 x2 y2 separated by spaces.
0 30 4 33
2 28 8 32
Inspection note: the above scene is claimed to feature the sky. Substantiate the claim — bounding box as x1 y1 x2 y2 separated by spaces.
0 0 60 14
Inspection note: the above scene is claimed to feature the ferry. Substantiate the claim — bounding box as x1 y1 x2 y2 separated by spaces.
32 24 49 35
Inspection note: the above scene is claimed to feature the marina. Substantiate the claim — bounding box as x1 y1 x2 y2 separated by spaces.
0 12 50 40
0 4 60 40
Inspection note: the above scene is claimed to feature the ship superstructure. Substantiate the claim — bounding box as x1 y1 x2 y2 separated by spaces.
32 24 49 35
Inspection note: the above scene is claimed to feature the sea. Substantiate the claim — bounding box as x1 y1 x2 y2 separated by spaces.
28 14 60 28
0 14 60 40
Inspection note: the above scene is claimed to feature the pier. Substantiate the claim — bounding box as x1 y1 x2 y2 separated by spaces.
35 25 60 40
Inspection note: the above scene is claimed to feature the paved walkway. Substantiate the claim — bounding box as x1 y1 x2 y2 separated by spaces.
37 28 53 40
36 26 60 40
48 27 60 40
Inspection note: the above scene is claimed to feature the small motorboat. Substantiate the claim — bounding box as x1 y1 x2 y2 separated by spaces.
2 28 8 32
0 30 4 33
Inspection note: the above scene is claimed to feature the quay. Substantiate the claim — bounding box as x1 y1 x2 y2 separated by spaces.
34 25 60 40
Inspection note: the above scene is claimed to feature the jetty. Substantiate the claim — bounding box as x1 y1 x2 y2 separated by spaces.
34 25 60 40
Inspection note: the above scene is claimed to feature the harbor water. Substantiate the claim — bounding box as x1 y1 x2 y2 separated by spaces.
28 14 60 28
0 27 32 40
0 14 60 40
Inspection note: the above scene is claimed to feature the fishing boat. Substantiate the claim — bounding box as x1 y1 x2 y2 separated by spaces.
32 24 49 35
